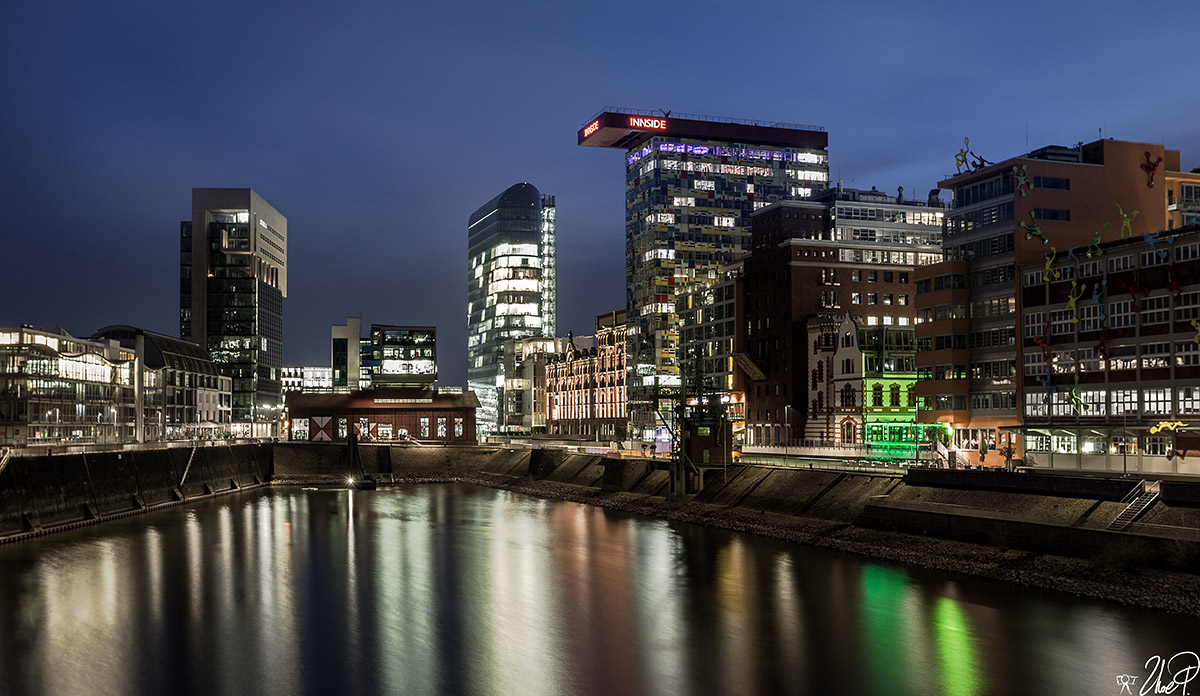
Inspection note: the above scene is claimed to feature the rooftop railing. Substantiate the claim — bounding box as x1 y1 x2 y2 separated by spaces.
582 107 825 133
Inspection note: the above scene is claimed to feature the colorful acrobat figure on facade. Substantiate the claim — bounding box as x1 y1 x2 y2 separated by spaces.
1066 280 1087 323
1021 211 1049 245
1013 164 1032 197
1117 204 1140 238
1087 222 1109 258
1141 151 1163 188
954 137 992 174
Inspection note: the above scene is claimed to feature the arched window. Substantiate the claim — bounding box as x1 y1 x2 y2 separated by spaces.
817 362 824 382
890 384 901 407
841 420 856 444
841 384 856 408
812 369 819 390
872 384 884 407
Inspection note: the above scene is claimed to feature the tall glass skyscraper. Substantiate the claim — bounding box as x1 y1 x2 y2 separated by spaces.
467 183 556 435
579 109 828 441
181 188 287 436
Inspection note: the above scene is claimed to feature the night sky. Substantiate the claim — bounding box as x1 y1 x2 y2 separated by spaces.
3 1 1198 386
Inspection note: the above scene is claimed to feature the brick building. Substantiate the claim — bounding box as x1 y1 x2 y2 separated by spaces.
916 138 1200 465
545 310 627 440
743 187 941 446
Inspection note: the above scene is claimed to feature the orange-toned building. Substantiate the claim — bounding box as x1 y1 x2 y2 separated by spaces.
916 138 1200 465
545 311 628 440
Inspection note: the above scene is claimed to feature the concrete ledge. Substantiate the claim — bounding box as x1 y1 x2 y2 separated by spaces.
859 499 1200 568
1161 480 1200 507
904 468 1138 500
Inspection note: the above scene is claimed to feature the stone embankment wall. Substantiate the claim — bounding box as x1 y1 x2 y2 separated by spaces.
0 444 271 541
861 470 1200 569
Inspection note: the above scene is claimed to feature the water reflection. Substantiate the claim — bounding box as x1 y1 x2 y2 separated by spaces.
0 484 1198 696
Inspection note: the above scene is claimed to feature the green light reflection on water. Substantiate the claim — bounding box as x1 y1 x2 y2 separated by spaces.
933 596 981 696
860 564 911 695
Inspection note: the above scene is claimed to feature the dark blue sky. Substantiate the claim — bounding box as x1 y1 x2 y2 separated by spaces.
3 1 1198 386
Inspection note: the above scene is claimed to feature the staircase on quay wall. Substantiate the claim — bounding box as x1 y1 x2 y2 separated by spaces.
1107 480 1160 531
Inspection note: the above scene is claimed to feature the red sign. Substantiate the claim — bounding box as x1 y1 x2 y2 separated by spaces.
583 120 600 137
629 116 668 130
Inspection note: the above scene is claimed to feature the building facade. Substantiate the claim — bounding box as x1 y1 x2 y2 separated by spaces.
331 317 362 391
916 138 1200 464
92 326 232 437
282 366 334 393
676 261 747 438
499 336 589 434
546 310 628 440
181 188 287 435
1 325 231 446
467 183 557 435
1017 222 1200 474
287 387 478 444
578 109 829 442
742 189 942 447
363 325 437 388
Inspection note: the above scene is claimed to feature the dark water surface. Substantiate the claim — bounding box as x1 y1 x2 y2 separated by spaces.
0 484 1197 696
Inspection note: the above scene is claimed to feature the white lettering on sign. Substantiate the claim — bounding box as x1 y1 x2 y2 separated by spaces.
629 117 668 130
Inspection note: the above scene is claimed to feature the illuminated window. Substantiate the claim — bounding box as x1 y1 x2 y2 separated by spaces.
1144 436 1171 456
1143 388 1171 415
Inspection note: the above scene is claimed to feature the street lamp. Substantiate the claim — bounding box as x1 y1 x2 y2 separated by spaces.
784 404 793 461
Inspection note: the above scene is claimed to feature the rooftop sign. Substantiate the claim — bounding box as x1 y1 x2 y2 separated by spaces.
578 110 827 151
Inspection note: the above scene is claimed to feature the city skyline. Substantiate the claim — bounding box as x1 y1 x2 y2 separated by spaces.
4 1 1200 387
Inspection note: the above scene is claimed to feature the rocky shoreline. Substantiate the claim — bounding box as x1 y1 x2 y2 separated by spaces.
353 470 1200 618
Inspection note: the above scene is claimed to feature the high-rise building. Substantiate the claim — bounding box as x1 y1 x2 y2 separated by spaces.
467 183 557 435
578 108 829 441
181 188 287 436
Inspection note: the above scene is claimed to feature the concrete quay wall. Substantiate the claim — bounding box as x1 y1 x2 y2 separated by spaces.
0 443 271 541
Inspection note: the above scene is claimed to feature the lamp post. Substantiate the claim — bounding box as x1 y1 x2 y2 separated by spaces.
784 404 793 461
1122 407 1128 477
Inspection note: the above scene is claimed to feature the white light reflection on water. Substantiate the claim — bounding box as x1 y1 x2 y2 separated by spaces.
1 484 1199 696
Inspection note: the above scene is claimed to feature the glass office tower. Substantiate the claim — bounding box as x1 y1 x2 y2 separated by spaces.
578 109 828 440
181 188 287 436
467 183 557 435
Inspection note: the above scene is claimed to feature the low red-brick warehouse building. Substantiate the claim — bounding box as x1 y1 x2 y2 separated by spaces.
286 387 478 444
